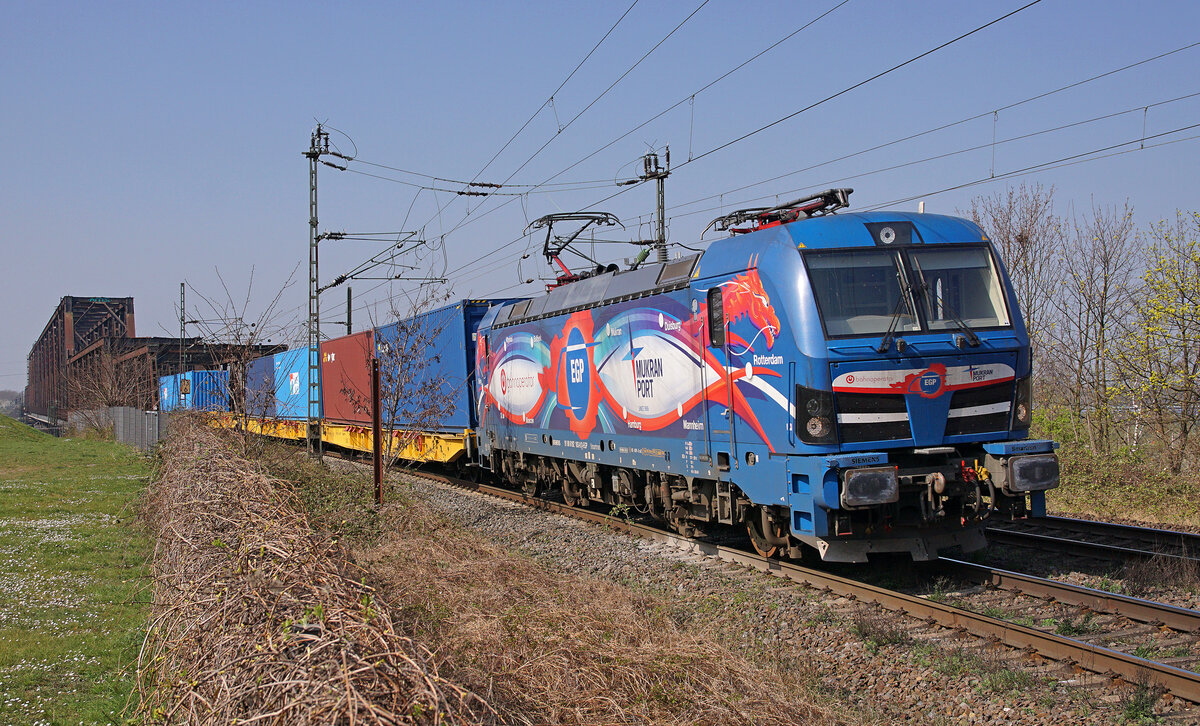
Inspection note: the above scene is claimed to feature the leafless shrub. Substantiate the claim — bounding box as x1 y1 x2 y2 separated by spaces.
137 416 488 724
183 266 298 456
348 283 456 478
1044 200 1139 454
1122 551 1200 596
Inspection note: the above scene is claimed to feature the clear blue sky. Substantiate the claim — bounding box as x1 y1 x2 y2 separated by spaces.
2 0 1198 388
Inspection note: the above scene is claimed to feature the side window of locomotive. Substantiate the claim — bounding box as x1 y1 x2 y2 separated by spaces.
707 287 725 348
805 250 917 337
908 246 1010 329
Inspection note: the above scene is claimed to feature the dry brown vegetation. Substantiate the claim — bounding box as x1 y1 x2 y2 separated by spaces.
138 417 488 724
143 421 850 725
353 488 849 726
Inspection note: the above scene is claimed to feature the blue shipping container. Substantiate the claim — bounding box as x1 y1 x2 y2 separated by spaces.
158 371 230 412
272 348 317 420
246 356 276 417
244 349 317 420
374 299 517 432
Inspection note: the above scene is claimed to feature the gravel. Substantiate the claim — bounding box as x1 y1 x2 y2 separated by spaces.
403 477 1200 725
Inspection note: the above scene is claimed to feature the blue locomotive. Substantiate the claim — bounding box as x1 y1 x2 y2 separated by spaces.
472 189 1058 561
230 188 1057 562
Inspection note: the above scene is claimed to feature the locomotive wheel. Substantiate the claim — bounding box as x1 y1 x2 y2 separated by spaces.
747 515 782 558
521 479 539 497
562 480 582 507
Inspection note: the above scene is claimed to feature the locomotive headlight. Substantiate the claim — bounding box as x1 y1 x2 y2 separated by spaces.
1008 454 1059 492
841 466 900 508
797 384 837 444
806 416 831 438
1012 376 1032 430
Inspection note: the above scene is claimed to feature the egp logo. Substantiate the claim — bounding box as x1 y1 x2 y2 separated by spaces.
500 369 507 395
909 367 944 398
564 327 591 416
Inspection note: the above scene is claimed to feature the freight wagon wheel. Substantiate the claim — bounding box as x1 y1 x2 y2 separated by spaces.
747 515 784 558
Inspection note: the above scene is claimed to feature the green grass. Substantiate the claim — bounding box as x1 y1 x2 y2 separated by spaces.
1043 441 1200 527
0 415 151 725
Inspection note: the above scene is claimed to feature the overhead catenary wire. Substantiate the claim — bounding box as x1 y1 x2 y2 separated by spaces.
321 100 1200 325
674 0 1045 171
466 131 1200 301
659 40 1200 218
416 0 713 242
318 0 854 314
668 90 1200 225
413 0 644 235
449 43 1200 287
859 121 1200 212
424 0 1046 286
341 166 620 196
284 4 1188 330
305 121 1200 332
350 0 849 266
345 157 618 190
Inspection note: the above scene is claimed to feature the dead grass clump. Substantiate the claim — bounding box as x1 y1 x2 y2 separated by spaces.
849 606 911 652
356 482 851 726
1122 551 1200 595
137 418 488 724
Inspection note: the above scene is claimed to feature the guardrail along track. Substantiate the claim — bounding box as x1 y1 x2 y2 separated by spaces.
412 473 1200 705
986 516 1200 564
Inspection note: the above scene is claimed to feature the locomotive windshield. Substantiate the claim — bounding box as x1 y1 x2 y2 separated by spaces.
804 244 1010 338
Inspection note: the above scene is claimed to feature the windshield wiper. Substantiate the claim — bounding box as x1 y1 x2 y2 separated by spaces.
910 257 980 347
877 263 917 354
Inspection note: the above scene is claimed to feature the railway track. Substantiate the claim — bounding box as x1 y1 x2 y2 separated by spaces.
986 516 1200 564
411 470 1200 706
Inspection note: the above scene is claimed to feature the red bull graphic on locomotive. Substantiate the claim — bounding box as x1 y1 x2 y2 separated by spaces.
479 264 790 451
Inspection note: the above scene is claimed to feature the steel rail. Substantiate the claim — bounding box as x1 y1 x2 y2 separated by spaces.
985 519 1200 564
420 474 1200 703
1040 516 1200 548
937 558 1200 634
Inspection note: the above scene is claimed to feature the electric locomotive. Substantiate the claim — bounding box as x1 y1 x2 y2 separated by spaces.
474 188 1058 562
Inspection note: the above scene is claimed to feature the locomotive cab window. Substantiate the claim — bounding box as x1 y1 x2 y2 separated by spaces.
803 244 1011 339
805 249 919 337
908 247 1010 330
707 287 726 348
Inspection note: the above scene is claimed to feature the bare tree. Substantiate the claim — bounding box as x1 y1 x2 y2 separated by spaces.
66 346 154 432
966 183 1065 359
350 283 455 478
1115 211 1200 473
185 266 298 454
1044 200 1139 452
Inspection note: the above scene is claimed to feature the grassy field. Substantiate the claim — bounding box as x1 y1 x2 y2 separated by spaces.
0 416 151 725
1045 446 1200 528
